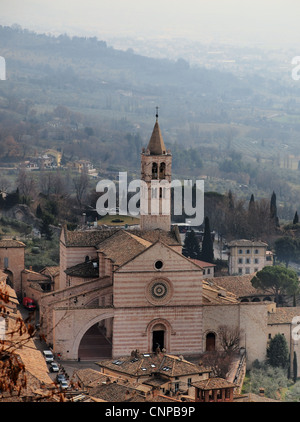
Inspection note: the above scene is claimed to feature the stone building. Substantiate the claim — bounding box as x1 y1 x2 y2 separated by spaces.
0 239 25 296
227 239 273 275
32 116 300 378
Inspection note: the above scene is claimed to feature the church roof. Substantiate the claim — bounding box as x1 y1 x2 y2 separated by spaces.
65 259 99 278
146 121 167 155
62 227 117 247
207 274 262 298
62 227 181 249
97 230 151 267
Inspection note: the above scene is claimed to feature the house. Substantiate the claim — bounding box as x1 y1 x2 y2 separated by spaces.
97 351 211 398
192 377 236 402
227 239 273 275
188 258 216 278
0 239 25 296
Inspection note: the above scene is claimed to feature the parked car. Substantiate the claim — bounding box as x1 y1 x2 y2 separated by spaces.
50 362 59 372
56 373 66 383
60 379 69 390
22 297 36 310
43 350 54 363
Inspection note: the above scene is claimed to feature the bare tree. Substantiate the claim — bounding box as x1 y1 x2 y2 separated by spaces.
201 351 233 378
218 325 242 355
16 168 37 200
73 169 89 210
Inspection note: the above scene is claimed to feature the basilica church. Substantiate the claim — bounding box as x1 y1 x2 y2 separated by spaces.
38 116 286 370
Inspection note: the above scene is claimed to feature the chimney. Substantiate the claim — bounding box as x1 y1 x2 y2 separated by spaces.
259 388 265 397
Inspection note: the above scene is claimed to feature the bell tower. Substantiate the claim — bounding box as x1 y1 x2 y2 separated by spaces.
140 109 172 231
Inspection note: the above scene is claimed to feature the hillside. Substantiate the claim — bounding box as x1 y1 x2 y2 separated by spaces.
1 25 300 220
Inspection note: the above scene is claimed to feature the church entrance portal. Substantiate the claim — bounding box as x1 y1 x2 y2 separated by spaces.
78 318 113 360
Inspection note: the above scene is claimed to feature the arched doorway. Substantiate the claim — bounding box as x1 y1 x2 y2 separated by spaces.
152 323 165 352
206 332 216 351
78 317 113 360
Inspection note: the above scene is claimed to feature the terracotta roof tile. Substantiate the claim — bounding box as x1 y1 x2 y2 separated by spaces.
0 239 25 248
228 239 268 247
208 274 262 298
192 377 236 390
268 306 300 324
65 259 99 278
97 230 149 266
97 353 209 378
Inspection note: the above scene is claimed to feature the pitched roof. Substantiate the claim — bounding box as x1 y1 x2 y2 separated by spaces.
62 227 117 247
146 121 167 155
268 306 300 324
97 352 209 378
202 280 239 304
0 239 25 248
97 230 151 267
189 259 216 268
192 377 236 390
62 227 181 248
228 239 268 248
65 259 99 278
208 274 263 298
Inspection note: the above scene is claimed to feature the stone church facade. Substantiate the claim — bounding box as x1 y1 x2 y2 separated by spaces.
33 117 300 375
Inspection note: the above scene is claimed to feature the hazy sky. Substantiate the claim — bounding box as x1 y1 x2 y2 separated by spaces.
1 0 300 48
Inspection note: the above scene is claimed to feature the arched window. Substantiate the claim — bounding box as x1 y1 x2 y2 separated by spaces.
152 163 158 179
159 162 166 179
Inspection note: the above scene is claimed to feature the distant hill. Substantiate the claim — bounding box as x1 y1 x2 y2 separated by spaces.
1 24 300 219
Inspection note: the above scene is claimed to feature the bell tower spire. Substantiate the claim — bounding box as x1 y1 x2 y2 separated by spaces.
140 109 172 231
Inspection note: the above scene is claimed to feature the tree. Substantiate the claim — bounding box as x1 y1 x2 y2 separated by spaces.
270 191 279 227
73 170 89 210
36 204 43 219
248 194 255 211
39 212 53 240
293 351 298 383
251 265 299 305
293 211 299 225
218 325 242 355
182 230 201 260
200 216 214 263
267 333 289 369
274 236 298 268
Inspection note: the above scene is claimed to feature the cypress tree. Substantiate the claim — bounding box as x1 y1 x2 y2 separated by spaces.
293 351 298 383
248 193 255 211
267 333 289 369
293 211 299 225
182 229 201 260
200 216 214 263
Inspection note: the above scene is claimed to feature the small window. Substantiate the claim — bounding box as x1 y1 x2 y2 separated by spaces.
245 267 250 274
238 258 243 264
246 258 250 264
238 268 243 274
207 269 211 274
238 249 243 254
154 260 163 270
255 249 259 254
246 249 250 254
254 258 259 264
